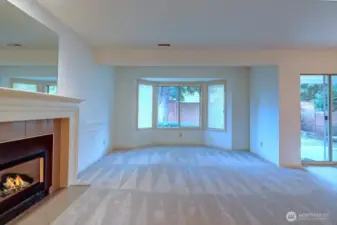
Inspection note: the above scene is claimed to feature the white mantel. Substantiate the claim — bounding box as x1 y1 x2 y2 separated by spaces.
0 88 83 186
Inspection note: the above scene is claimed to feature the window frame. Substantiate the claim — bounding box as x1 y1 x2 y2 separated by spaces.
136 79 154 130
45 84 58 95
206 80 227 132
155 82 203 130
136 79 227 131
10 78 57 94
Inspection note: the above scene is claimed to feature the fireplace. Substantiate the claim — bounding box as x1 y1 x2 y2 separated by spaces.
0 135 53 224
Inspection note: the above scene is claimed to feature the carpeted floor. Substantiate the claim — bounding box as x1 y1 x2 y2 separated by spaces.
46 146 337 225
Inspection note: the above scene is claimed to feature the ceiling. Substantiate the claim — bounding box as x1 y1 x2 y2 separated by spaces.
0 1 58 50
38 0 337 50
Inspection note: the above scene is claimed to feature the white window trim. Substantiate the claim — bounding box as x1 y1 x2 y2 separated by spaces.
206 80 227 132
10 78 57 94
136 79 227 131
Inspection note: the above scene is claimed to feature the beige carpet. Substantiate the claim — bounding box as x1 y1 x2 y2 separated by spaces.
11 186 89 225
52 146 337 225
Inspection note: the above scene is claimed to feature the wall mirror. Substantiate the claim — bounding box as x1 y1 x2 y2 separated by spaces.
0 1 58 94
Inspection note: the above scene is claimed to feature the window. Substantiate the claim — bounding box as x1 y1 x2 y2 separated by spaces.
157 86 179 128
12 82 37 92
208 83 225 130
137 80 225 130
137 83 153 129
180 86 201 127
46 85 57 95
157 85 201 128
11 79 57 94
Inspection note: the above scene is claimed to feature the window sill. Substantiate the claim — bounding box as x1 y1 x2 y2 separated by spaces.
206 128 226 132
137 128 153 131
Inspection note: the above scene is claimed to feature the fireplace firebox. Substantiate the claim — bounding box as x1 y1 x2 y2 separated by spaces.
0 135 53 224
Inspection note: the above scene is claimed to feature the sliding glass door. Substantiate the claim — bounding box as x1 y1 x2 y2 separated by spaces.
331 76 337 162
301 75 330 162
300 74 337 163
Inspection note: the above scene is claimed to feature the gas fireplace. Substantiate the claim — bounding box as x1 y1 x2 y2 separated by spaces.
0 135 53 224
1 173 34 198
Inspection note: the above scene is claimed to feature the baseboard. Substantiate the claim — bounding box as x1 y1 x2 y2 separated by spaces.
112 144 203 151
111 144 153 151
112 143 250 152
203 144 250 151
233 148 250 151
279 164 304 170
152 143 205 147
77 149 112 178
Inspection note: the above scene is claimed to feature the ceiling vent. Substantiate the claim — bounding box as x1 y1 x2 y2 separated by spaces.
6 43 22 47
158 43 171 47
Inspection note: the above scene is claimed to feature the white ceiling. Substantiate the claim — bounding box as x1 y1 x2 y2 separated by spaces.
38 0 337 50
0 1 58 50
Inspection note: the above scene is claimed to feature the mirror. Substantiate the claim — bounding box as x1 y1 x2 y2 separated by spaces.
0 1 58 94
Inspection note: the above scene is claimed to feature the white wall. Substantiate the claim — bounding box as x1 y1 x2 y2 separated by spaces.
204 71 250 150
97 49 337 167
0 66 57 88
250 66 279 165
58 32 116 173
230 71 250 150
0 49 57 66
114 66 250 149
10 0 116 173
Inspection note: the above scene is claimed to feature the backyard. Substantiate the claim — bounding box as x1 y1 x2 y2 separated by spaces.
301 75 337 162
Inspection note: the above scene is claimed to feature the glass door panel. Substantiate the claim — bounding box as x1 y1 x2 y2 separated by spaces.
331 76 337 162
300 75 330 162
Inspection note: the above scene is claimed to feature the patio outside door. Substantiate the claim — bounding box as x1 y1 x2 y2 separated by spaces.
300 75 331 162
331 76 337 162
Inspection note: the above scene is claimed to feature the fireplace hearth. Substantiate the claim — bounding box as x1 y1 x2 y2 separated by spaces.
0 135 53 224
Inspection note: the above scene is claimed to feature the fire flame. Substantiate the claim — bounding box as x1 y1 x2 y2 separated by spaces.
4 175 26 190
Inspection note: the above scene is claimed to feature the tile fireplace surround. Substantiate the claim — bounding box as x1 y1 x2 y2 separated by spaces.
0 88 82 188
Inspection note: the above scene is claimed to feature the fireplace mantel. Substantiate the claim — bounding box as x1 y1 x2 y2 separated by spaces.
0 88 83 187
0 88 82 103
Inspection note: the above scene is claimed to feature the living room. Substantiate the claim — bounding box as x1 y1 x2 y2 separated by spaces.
1 0 337 224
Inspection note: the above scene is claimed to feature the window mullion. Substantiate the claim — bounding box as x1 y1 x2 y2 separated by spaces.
38 83 43 93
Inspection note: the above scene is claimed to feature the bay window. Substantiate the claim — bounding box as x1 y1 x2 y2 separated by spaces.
137 80 225 130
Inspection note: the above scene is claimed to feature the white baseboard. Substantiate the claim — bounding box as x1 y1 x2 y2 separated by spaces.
279 164 304 170
111 144 153 151
77 148 113 178
112 143 250 152
205 144 250 151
